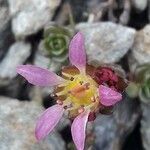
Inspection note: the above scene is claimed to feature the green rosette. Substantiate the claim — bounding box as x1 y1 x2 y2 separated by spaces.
139 78 150 103
44 26 72 62
135 64 150 103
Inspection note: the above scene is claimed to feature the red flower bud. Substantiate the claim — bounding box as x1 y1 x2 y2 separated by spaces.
93 67 119 90
93 66 127 92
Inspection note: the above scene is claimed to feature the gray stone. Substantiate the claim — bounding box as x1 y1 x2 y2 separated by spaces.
133 25 150 63
141 103 150 150
56 117 70 132
129 25 150 71
34 51 62 73
0 42 31 85
0 4 9 30
131 0 148 11
76 22 135 64
94 97 140 150
0 0 14 60
0 96 65 150
8 0 61 37
128 54 138 73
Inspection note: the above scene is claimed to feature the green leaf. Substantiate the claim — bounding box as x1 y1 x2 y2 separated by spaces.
43 25 73 63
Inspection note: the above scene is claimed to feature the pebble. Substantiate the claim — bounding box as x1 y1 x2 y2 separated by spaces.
0 96 65 150
94 97 140 150
76 22 135 64
131 0 148 12
0 0 14 60
8 0 61 37
129 24 150 71
0 42 31 85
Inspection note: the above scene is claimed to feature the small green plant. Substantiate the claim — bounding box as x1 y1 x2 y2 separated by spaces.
44 25 73 62
126 64 150 103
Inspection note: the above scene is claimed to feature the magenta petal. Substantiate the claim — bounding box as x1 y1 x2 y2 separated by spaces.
69 32 86 72
35 104 64 140
17 65 65 86
71 111 90 150
99 85 122 106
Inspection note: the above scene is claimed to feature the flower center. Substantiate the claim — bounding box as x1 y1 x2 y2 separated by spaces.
54 66 99 118
65 74 98 105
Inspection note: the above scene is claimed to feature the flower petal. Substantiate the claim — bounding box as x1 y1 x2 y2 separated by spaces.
35 104 64 140
69 32 86 72
17 65 65 86
71 111 90 150
99 85 122 106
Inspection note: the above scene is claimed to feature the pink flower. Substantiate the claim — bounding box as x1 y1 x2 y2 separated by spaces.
17 32 122 150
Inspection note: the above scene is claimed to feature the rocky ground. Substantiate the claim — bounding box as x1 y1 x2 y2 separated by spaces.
0 0 150 150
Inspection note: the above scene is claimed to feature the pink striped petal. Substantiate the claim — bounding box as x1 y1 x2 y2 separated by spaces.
99 85 122 106
17 65 65 86
69 32 86 72
35 104 64 140
71 111 90 150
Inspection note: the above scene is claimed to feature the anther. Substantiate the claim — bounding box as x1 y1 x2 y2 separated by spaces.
67 103 73 108
84 82 90 89
91 97 96 102
70 77 74 81
51 93 56 97
63 105 68 109
78 107 85 114
79 81 84 85
56 100 63 105
68 91 71 94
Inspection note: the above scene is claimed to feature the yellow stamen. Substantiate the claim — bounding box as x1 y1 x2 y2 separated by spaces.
78 107 85 114
55 68 99 118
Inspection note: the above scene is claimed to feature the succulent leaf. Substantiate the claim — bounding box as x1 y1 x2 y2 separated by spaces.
44 26 73 62
139 78 150 103
134 64 150 103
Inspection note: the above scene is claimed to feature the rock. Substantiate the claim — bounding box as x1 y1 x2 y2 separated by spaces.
132 25 150 63
131 0 148 11
0 1 9 29
0 42 31 86
141 103 150 150
8 0 61 38
34 51 62 73
129 25 150 71
93 97 140 150
76 22 135 64
56 117 70 132
0 96 65 150
0 0 14 60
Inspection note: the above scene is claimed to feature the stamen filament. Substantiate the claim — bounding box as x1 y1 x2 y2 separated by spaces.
56 91 67 96
62 72 73 78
